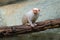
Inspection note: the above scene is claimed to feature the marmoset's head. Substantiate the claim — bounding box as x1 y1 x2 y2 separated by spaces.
32 8 40 14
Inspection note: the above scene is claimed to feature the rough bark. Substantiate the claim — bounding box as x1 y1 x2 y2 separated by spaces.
0 18 60 37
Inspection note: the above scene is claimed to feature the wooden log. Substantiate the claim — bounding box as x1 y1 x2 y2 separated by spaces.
0 18 60 37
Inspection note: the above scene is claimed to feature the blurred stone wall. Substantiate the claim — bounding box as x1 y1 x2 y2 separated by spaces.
0 0 26 5
0 0 60 26
0 0 35 26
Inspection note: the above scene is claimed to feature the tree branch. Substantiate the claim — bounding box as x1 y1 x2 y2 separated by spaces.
0 18 60 37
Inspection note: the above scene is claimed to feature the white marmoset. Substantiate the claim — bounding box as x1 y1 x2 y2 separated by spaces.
22 8 40 27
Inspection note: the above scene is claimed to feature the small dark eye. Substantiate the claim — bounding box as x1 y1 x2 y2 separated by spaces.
39 10 40 11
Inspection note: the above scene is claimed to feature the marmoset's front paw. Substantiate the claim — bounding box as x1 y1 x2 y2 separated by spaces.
31 24 35 27
34 23 37 26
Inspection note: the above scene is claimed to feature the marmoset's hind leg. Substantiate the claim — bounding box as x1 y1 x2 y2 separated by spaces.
22 19 30 26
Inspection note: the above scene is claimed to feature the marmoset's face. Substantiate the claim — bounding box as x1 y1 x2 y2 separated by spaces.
33 10 40 14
